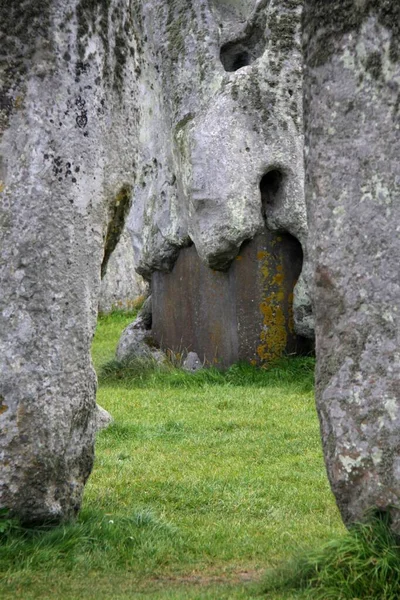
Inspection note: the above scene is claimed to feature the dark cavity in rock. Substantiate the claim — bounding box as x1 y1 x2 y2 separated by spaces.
101 184 132 279
220 23 265 72
260 169 284 217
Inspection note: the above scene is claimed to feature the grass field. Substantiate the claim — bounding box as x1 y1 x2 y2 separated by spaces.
0 312 344 599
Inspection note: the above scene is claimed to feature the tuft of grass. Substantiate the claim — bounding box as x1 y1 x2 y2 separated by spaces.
264 513 400 600
0 508 184 576
0 312 338 599
99 356 315 392
91 311 139 371
99 355 163 382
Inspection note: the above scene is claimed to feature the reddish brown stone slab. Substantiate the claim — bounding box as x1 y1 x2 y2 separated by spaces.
152 228 310 368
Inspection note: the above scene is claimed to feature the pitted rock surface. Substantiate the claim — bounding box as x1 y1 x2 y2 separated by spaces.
0 0 141 523
303 1 400 528
0 0 315 524
127 0 313 338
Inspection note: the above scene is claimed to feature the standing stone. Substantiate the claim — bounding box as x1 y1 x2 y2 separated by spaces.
0 0 140 523
126 0 314 364
303 2 400 527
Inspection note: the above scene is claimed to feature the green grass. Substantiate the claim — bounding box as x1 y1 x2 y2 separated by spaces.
264 513 400 599
0 313 344 599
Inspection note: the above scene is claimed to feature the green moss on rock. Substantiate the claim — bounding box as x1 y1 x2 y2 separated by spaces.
101 184 132 279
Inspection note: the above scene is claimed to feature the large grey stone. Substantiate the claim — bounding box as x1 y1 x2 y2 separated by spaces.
0 0 315 526
0 0 140 524
303 1 400 528
127 0 314 339
116 325 158 362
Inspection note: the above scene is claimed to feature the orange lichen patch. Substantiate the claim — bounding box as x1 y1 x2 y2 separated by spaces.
256 243 288 364
0 395 8 415
14 95 23 109
257 250 267 260
235 255 243 261
272 272 284 286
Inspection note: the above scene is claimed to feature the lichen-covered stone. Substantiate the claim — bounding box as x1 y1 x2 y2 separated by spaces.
0 0 140 524
151 231 311 368
127 0 313 338
0 0 313 525
303 1 400 529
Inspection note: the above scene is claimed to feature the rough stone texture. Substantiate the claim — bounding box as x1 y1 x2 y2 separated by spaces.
127 0 314 339
116 313 165 365
303 1 400 528
0 0 314 525
134 295 152 331
182 352 203 373
152 230 312 368
99 227 148 314
95 405 113 431
0 0 140 523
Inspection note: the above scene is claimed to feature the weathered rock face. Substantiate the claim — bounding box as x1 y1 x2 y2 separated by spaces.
99 227 147 314
303 2 400 528
1 0 313 524
0 0 140 523
127 0 314 340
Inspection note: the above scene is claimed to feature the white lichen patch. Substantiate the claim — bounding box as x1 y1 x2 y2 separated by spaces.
384 397 398 422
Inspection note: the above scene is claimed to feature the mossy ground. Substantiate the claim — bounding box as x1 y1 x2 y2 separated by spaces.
0 313 343 599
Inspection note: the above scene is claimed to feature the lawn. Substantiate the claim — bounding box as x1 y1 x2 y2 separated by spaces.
0 313 343 599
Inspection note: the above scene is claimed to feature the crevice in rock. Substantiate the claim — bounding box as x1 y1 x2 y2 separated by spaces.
260 169 284 219
101 184 132 279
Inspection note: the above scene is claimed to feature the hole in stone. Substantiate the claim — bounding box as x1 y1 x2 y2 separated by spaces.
260 169 284 218
219 7 267 73
220 43 252 72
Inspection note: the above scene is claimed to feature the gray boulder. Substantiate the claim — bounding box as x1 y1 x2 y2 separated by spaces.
115 295 165 363
127 0 314 339
95 406 113 431
0 0 140 523
303 1 400 528
182 352 203 373
116 313 165 365
133 295 152 331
